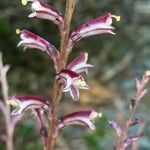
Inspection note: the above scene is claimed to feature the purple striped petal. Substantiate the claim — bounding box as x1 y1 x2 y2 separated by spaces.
66 52 93 73
7 95 50 116
22 0 64 28
69 13 120 47
57 110 102 131
17 29 60 65
69 84 79 101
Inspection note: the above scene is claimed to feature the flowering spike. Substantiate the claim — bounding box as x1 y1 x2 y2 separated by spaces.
57 110 102 131
7 95 50 116
69 13 120 48
25 0 64 28
17 30 60 66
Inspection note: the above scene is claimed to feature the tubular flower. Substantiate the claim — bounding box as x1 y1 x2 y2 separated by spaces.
57 110 102 131
22 0 64 28
6 95 50 116
56 52 92 100
17 29 59 65
69 13 120 47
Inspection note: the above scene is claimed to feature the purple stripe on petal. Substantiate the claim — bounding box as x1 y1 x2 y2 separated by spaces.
58 69 80 78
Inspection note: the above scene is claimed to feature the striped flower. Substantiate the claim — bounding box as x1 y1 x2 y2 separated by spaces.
57 110 102 131
22 0 64 28
7 95 50 116
56 52 93 100
69 13 120 48
17 29 59 66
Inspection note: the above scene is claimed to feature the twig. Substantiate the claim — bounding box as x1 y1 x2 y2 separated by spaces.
46 1 77 150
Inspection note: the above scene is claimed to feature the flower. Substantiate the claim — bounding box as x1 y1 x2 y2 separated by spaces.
22 0 64 28
56 52 93 100
6 95 50 116
17 29 59 65
69 13 120 47
57 110 102 131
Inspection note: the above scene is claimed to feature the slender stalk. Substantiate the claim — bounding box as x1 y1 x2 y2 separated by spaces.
46 1 77 150
0 53 13 150
59 0 77 70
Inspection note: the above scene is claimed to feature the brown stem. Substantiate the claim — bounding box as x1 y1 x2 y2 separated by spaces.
46 80 63 150
0 53 13 150
59 0 77 70
46 1 77 150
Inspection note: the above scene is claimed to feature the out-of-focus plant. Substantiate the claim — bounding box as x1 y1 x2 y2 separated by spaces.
0 0 149 150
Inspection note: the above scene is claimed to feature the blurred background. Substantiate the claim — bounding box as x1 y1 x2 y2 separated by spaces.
0 0 150 149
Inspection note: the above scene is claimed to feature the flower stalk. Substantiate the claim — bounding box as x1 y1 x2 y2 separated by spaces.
46 1 77 150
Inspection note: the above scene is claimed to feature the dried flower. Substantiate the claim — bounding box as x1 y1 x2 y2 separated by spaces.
123 135 141 149
56 53 92 100
22 0 64 28
69 13 120 48
7 95 50 115
108 119 122 137
57 110 102 131
17 29 59 65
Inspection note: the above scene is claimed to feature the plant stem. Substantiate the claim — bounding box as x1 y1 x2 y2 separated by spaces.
46 1 77 150
0 53 13 150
